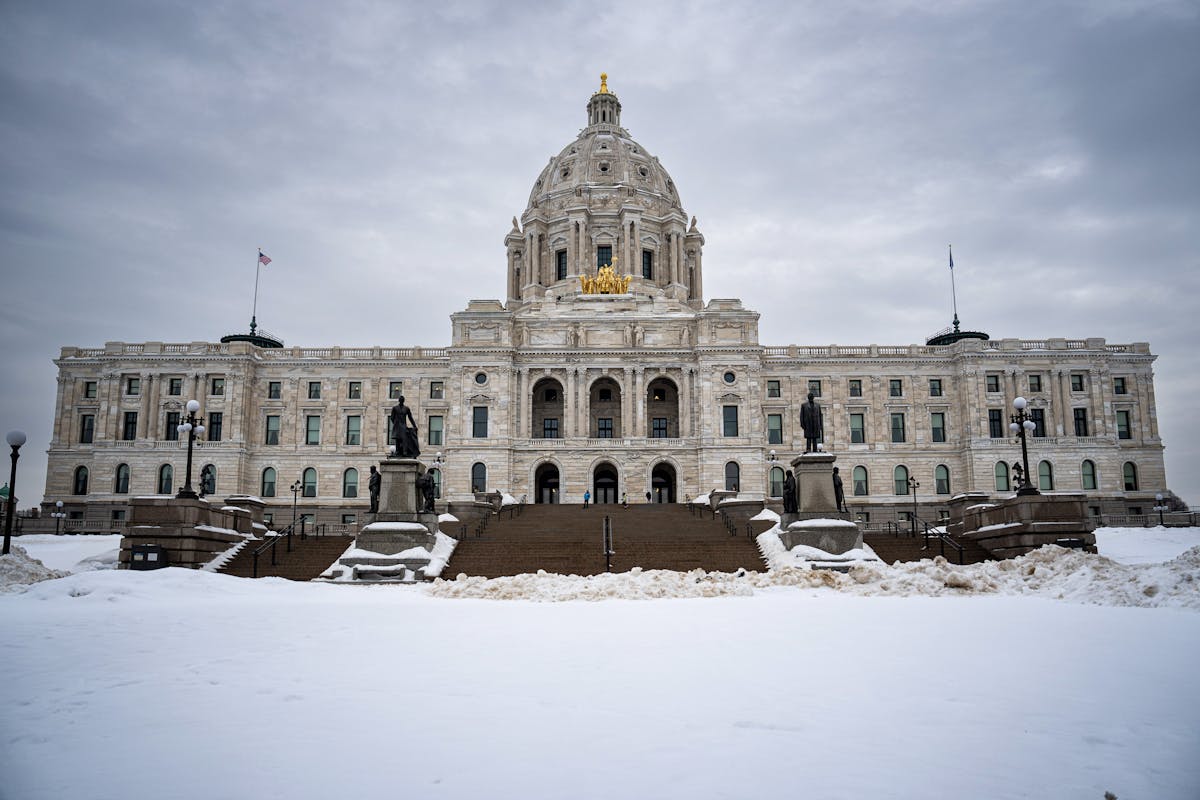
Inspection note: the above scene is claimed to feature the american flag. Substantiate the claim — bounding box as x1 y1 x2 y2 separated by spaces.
258 250 272 266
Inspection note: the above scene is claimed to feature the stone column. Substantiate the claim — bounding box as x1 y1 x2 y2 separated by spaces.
1053 369 1066 436
565 369 576 438
136 374 152 439
1143 373 1159 438
567 220 577 278
52 375 68 446
1090 368 1106 438
633 368 644 438
621 367 632 439
579 369 589 438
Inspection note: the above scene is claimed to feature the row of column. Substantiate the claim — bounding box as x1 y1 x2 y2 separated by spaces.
514 367 694 439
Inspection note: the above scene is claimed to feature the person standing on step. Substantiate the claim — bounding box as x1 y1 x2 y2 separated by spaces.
583 489 590 509
621 491 628 509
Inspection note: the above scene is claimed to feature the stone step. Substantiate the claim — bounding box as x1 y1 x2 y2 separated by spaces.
220 535 353 580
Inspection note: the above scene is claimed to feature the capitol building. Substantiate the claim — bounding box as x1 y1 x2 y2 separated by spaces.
43 76 1168 530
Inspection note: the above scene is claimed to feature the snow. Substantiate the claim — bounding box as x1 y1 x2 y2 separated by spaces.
1095 525 1200 564
438 512 459 523
6 534 122 572
361 521 429 533
500 492 518 506
750 507 779 522
788 517 858 529
0 528 1198 799
689 492 710 505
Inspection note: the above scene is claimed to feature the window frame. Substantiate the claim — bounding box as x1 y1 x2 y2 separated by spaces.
268 381 282 399
472 406 488 438
305 415 321 446
265 414 281 445
428 415 444 446
928 379 943 397
849 413 865 444
890 412 906 443
348 381 362 400
766 413 783 445
345 415 362 446
930 412 946 443
722 405 739 437
307 381 321 400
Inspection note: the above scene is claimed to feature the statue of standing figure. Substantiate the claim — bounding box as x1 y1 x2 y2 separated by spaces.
415 469 436 513
832 466 847 513
782 469 798 514
800 392 824 453
368 465 381 513
390 396 420 459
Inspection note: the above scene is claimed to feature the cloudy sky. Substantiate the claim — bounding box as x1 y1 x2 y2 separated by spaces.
2 0 1197 506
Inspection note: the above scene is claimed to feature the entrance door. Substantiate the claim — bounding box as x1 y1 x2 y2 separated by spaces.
593 464 618 504
535 464 560 504
651 464 676 503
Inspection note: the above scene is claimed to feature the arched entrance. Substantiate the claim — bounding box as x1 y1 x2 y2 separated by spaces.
651 463 676 503
593 463 618 504
535 463 560 504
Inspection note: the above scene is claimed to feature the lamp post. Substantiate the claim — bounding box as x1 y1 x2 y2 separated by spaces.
291 479 301 533
1155 492 1166 527
2 430 26 555
1008 396 1039 496
907 475 920 535
53 500 65 535
174 400 205 500
433 451 445 500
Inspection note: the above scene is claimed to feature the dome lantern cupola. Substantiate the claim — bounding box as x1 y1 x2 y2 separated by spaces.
586 72 622 128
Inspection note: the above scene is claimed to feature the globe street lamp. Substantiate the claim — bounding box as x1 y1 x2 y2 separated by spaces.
2 430 27 555
907 475 920 535
291 479 301 533
1009 397 1039 496
174 400 206 500
53 500 66 535
1155 492 1166 527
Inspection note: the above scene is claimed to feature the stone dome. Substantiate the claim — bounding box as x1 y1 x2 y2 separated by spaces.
505 75 705 306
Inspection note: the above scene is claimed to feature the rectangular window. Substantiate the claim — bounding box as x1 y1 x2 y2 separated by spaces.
428 416 443 446
342 514 357 526
642 249 653 280
988 409 1004 439
345 416 361 445
767 380 781 398
889 379 902 397
557 250 568 281
1028 374 1042 393
1117 410 1131 439
1030 408 1046 438
856 512 871 524
767 414 783 445
598 388 612 402
722 405 739 437
430 381 444 400
597 245 612 267
930 412 946 443
543 418 560 439
890 412 906 443
472 407 488 438
306 416 321 445
268 381 281 399
265 415 280 445
208 412 223 442
123 412 138 441
850 413 865 444
168 378 182 396
1113 377 1127 395
165 411 180 441
597 418 613 438
1071 373 1085 392
986 373 1001 393
348 381 362 400
651 418 668 438
210 377 225 396
389 381 403 399
808 380 822 398
929 379 943 397
84 380 97 399
79 414 95 444
112 509 126 522
1073 408 1089 437
126 377 140 396
849 379 862 397
308 381 321 400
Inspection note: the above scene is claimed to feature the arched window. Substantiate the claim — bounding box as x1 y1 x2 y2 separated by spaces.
894 465 909 495
471 462 487 493
158 464 173 495
342 468 359 498
261 467 277 498
1123 462 1138 491
768 466 784 498
73 466 89 496
302 467 317 497
994 462 1010 492
1081 460 1097 491
852 466 869 496
430 468 442 499
935 465 950 495
114 463 130 494
724 461 740 492
1038 460 1054 491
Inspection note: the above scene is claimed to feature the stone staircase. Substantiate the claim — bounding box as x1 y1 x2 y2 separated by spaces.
219 534 353 580
863 532 994 566
445 503 765 578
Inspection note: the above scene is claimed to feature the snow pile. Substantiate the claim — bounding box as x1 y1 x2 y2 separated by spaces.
500 492 518 506
438 512 459 523
0 545 70 593
10 534 122 573
757 525 879 570
431 566 759 601
689 493 710 505
750 507 779 522
321 531 457 581
1095 525 1200 564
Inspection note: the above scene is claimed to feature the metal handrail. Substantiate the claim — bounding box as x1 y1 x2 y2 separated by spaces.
916 515 964 564
250 523 295 578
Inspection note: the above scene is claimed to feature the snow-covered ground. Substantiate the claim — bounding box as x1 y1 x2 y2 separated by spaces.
1094 525 1200 564
0 529 1198 799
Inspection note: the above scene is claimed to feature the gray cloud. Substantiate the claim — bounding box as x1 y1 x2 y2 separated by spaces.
1 0 1196 505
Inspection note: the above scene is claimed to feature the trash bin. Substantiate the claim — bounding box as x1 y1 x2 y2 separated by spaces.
129 543 170 570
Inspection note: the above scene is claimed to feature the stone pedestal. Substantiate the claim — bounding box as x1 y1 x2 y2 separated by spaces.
374 459 422 521
958 492 1096 558
118 496 252 569
341 457 441 581
776 452 862 556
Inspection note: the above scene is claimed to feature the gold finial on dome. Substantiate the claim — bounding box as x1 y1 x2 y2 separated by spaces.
599 73 609 94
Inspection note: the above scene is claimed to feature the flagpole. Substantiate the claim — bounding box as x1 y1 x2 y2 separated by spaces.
251 249 262 335
949 244 960 333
